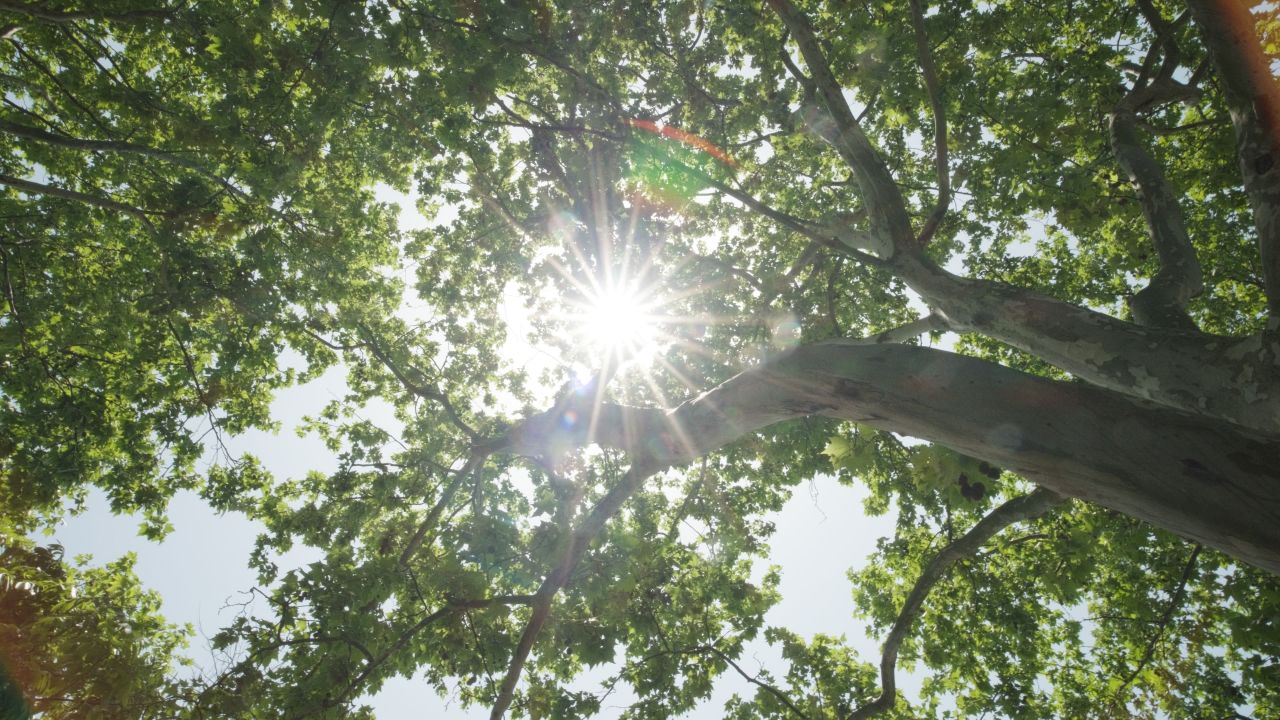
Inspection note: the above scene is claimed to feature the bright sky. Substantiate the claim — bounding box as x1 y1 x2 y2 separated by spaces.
46 186 916 718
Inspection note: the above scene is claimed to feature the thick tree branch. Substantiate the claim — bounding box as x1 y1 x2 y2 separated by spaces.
885 254 1280 433
907 0 951 249
850 487 1064 719
512 342 1280 573
769 0 915 252
1110 78 1204 330
1186 0 1280 316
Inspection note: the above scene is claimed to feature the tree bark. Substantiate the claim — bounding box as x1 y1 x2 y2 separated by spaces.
887 253 1280 434
516 343 1280 573
1187 0 1280 317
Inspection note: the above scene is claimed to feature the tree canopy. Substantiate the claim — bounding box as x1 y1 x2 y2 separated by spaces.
2 0 1279 718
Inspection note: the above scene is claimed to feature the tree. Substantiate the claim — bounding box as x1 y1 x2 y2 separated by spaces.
2 0 1279 718
0 530 190 719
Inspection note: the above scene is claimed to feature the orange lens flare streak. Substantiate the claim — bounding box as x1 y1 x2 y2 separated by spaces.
626 119 740 169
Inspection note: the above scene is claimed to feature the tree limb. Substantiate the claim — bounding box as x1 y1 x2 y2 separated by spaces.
489 463 659 720
398 452 486 568
0 117 247 201
0 0 173 24
825 314 948 345
1186 0 1280 316
0 172 158 225
849 487 1064 719
510 341 1280 573
907 0 951 249
883 252 1280 433
1110 77 1204 330
768 0 915 253
358 325 479 441
322 594 536 715
700 644 807 720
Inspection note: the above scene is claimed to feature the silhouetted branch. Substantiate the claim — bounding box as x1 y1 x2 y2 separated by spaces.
359 325 479 441
0 172 158 226
849 488 1064 719
0 0 173 24
1111 543 1202 701
490 463 659 719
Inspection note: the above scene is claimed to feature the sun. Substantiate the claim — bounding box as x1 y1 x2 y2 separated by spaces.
577 284 662 363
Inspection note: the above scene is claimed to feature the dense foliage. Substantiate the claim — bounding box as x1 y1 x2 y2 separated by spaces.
2 0 1279 718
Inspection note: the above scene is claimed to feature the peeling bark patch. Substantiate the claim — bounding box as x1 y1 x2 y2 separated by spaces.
833 378 862 401
985 423 1024 451
1228 450 1280 478
1181 458 1219 484
1256 152 1275 175
782 398 834 415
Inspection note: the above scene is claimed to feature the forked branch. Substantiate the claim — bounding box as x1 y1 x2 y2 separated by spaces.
768 0 915 252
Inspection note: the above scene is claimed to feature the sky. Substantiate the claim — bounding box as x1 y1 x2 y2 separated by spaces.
44 187 919 718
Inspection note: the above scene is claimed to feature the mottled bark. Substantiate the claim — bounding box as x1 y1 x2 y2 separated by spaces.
763 0 1280 434
516 342 1280 573
889 252 1280 434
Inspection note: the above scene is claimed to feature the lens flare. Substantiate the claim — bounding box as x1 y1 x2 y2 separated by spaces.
579 285 661 362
